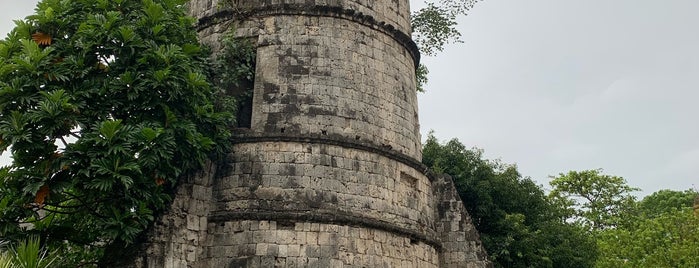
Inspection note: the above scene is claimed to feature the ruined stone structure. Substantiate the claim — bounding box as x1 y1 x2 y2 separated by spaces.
123 1 491 267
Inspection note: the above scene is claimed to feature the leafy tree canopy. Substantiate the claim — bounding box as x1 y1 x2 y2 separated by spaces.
548 172 699 267
423 133 597 268
549 169 639 231
636 188 698 218
596 195 699 267
0 0 249 264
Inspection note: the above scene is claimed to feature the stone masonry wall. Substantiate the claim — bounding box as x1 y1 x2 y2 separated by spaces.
433 175 491 268
197 14 423 159
113 0 492 267
188 0 413 35
213 142 436 236
204 220 439 267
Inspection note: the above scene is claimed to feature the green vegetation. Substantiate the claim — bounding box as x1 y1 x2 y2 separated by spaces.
413 0 484 56
412 0 484 91
548 170 699 266
423 134 598 268
596 189 699 267
0 237 59 268
0 0 252 265
424 134 699 267
549 169 640 231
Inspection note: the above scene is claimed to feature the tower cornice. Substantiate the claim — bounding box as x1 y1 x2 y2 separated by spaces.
196 4 421 68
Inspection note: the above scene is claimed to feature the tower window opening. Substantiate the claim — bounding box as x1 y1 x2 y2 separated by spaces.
221 36 257 129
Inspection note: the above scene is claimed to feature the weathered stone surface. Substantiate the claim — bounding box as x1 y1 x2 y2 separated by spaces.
188 0 414 40
433 175 491 267
196 14 422 159
214 142 435 235
203 220 438 267
119 0 492 267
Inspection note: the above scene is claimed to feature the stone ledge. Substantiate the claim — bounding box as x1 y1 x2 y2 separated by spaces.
209 210 442 249
230 132 441 182
196 4 421 68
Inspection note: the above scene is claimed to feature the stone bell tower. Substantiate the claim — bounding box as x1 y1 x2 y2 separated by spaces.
122 1 491 267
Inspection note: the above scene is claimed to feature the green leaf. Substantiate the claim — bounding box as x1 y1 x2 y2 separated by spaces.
95 0 109 10
9 236 59 268
181 44 200 55
186 72 207 87
44 7 55 21
153 69 170 82
0 42 9 59
99 120 123 142
143 0 165 23
140 127 158 142
118 26 136 43
1 111 30 143
152 24 165 36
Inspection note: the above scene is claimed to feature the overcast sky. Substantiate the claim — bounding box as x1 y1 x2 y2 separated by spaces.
2 0 697 196
417 0 699 196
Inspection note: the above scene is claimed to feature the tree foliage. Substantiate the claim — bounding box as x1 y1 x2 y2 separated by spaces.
549 169 639 231
411 0 484 91
595 189 699 267
412 0 483 56
548 170 699 267
411 2 460 57
636 189 698 218
424 136 697 268
0 237 59 268
0 0 250 264
423 134 597 268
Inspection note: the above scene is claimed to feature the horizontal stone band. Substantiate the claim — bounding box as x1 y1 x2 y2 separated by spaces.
209 210 442 249
197 4 421 67
230 132 440 182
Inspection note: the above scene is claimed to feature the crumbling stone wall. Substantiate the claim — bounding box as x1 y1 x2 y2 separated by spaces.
119 0 491 267
433 175 491 267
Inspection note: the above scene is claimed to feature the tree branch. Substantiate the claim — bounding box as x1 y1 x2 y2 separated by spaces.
59 136 70 148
